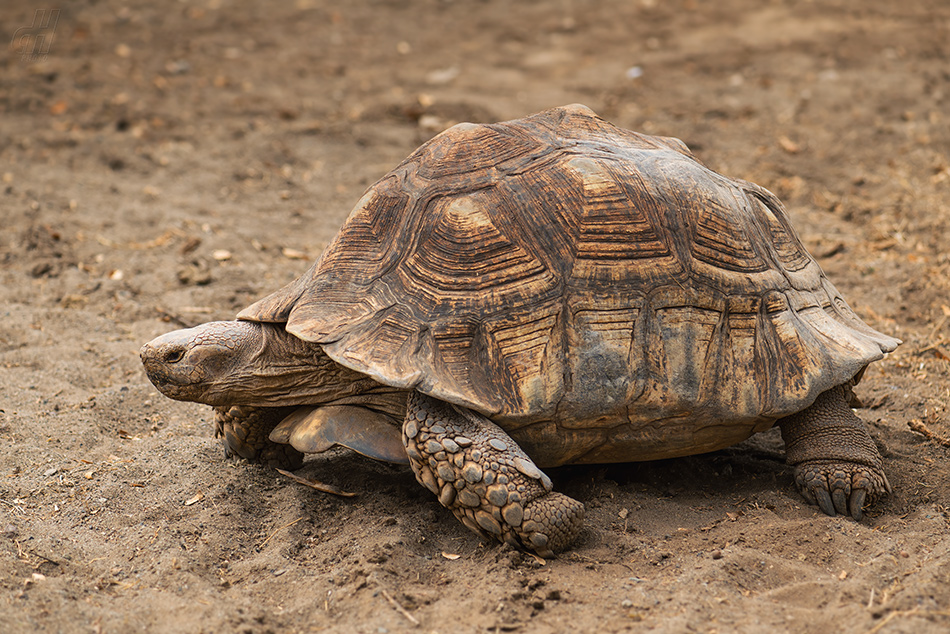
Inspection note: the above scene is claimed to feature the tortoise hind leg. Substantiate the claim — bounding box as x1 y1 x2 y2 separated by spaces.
403 392 584 558
214 405 304 470
778 384 891 520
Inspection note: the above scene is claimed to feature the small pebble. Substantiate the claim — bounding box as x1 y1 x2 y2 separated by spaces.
281 248 307 260
712 549 723 560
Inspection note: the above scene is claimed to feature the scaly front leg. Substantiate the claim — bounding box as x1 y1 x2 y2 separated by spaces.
402 392 584 557
214 405 304 470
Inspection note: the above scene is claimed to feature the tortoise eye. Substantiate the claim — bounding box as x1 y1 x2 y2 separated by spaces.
164 349 184 364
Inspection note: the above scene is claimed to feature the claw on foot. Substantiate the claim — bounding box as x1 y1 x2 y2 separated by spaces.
794 460 888 521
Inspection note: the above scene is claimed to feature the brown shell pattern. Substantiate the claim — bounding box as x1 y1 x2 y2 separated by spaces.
240 104 899 466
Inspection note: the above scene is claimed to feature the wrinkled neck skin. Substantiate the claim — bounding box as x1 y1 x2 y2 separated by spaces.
140 320 382 408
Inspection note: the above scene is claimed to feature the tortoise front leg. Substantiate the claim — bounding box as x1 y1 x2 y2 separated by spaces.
214 405 304 470
402 392 584 557
778 384 891 520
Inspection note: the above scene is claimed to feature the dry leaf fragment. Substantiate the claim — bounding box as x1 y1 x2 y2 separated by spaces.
778 135 801 154
184 492 204 506
281 247 307 260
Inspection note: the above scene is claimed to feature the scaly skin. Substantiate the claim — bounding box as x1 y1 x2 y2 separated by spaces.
402 391 585 557
778 384 890 520
214 405 304 469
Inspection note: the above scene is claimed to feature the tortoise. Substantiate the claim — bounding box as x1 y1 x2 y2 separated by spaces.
141 104 899 557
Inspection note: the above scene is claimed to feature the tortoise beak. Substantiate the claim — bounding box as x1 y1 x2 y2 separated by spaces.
140 330 202 397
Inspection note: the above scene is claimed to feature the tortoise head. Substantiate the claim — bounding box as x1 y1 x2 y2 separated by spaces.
140 320 360 407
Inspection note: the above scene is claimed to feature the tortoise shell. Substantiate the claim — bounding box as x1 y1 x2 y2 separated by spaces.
238 104 898 466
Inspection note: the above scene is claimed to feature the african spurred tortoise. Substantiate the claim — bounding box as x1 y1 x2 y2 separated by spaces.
141 104 899 556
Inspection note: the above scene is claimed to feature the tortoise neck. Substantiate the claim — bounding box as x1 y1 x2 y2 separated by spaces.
233 321 384 407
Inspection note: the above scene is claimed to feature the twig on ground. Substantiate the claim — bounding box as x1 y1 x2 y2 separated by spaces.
867 608 919 634
380 588 420 627
258 516 305 550
276 469 356 497
908 420 950 448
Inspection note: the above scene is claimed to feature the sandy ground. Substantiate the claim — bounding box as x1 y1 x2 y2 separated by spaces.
2 1 950 632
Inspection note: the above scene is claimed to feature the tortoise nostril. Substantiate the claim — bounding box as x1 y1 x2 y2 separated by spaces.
164 349 184 364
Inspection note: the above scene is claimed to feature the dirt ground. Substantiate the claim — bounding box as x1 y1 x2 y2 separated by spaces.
2 1 950 632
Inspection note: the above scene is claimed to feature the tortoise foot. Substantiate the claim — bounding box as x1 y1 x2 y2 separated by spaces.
794 460 891 521
403 392 584 557
214 405 304 470
779 384 891 521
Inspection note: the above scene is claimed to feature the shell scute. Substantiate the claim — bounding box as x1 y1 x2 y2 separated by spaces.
399 193 557 303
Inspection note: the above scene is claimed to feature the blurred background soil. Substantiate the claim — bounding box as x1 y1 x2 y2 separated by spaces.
2 1 949 632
